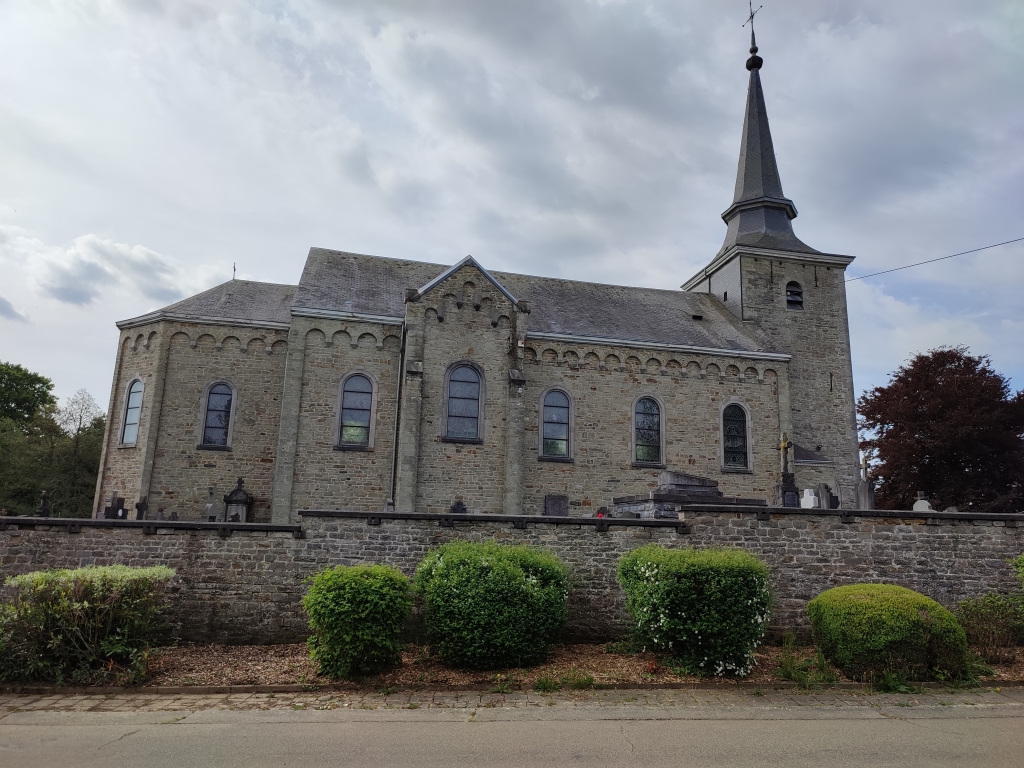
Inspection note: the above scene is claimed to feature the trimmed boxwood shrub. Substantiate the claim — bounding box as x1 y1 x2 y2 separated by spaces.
0 565 175 685
807 584 969 681
302 565 412 679
617 545 772 677
415 541 569 669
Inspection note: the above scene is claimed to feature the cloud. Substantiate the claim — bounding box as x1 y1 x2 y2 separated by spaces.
0 294 28 322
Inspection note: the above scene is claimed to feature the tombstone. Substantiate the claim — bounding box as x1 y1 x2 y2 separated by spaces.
223 478 252 523
855 455 876 510
912 492 932 512
780 472 799 508
543 494 569 517
450 500 467 514
204 487 220 523
156 507 165 521
816 483 840 510
36 491 51 518
134 496 148 521
103 492 128 520
169 509 179 521
800 489 819 509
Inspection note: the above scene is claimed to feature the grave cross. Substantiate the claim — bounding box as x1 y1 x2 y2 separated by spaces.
135 496 149 521
103 492 127 520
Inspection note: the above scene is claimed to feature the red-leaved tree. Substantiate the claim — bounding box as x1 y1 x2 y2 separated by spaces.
858 347 1024 513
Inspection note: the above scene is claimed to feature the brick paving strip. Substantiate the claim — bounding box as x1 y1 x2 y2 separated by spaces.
3 687 1023 721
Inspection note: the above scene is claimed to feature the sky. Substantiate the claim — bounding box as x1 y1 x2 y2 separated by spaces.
1 0 1022 415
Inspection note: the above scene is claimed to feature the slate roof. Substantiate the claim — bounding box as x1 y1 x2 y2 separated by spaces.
117 280 295 329
288 248 777 355
716 51 819 257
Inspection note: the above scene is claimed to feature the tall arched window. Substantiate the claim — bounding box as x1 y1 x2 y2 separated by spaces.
120 380 143 445
541 390 570 458
723 404 749 468
446 365 481 440
634 397 662 464
202 383 233 447
340 374 373 447
786 281 804 310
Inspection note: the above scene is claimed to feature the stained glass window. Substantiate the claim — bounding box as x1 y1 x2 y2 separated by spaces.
340 375 373 446
121 380 143 444
634 397 661 463
542 390 570 457
447 366 480 439
202 383 233 446
723 404 748 468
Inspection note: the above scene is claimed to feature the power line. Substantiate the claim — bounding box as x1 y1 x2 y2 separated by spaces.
845 237 1024 283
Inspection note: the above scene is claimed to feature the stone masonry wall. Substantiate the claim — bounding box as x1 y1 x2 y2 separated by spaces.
287 317 403 513
519 346 784 513
2 512 1021 645
142 323 290 522
740 255 860 503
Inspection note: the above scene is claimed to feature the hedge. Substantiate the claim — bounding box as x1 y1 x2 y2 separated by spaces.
807 584 969 681
0 565 175 684
415 541 569 669
302 565 412 679
617 545 772 677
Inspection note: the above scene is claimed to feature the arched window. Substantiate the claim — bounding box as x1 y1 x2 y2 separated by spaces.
120 380 143 445
202 383 233 447
339 374 373 447
446 365 481 440
723 404 749 469
634 397 662 464
786 281 804 310
541 390 570 458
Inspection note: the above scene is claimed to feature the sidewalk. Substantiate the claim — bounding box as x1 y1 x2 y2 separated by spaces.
3 686 1024 721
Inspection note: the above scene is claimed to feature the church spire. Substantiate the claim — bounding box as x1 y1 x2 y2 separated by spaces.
717 23 819 256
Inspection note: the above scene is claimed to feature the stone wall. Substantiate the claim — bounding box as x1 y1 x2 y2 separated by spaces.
96 321 290 523
518 346 784 513
3 510 1021 645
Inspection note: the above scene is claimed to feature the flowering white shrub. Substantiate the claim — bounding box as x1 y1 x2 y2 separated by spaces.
617 545 772 677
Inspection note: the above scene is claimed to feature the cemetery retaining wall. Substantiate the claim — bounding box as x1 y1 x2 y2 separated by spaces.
1 508 1022 645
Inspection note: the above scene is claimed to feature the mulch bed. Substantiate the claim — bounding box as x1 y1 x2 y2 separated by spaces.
142 642 1024 689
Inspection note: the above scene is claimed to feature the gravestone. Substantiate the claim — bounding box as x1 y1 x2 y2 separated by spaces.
450 500 467 514
36 491 51 518
168 509 179 521
816 483 840 510
204 487 220 522
800 489 819 509
223 478 252 523
779 435 799 507
543 494 569 516
103 492 128 520
135 496 148 521
855 455 875 510
912 492 932 512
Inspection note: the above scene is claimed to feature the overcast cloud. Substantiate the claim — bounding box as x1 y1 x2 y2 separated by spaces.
0 0 1021 410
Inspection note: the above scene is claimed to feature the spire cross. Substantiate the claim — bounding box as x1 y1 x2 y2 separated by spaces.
743 1 762 48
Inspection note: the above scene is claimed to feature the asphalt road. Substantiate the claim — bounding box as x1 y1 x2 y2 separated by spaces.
3 699 1024 768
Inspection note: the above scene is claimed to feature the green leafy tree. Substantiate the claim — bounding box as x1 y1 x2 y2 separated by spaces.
858 347 1024 513
0 385 104 518
0 362 57 424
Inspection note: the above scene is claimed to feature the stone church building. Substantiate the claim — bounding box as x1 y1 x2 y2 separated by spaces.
92 41 859 524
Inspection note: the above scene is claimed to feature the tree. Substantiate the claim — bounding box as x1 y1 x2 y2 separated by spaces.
0 362 57 423
858 347 1024 513
0 387 104 518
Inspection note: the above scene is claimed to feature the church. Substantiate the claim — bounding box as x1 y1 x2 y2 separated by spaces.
92 37 859 524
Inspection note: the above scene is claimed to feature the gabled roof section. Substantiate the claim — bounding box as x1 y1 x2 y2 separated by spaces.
292 248 446 318
412 255 523 310
116 280 295 330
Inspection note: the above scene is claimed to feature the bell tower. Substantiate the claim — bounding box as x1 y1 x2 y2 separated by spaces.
682 24 860 506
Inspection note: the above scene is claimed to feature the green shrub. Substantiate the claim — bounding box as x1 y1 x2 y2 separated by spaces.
414 541 568 669
955 593 1024 663
617 545 772 677
0 565 175 685
1014 554 1024 590
302 565 412 680
807 584 969 681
